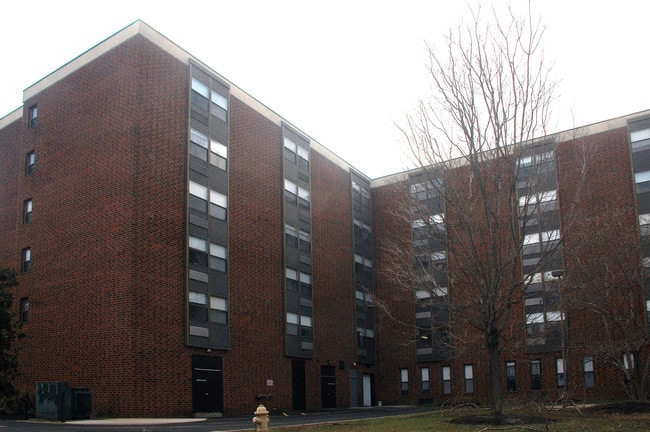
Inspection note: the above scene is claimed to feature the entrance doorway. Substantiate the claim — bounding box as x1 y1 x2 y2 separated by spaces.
349 368 358 407
362 374 373 407
191 355 224 413
292 360 306 410
321 365 336 408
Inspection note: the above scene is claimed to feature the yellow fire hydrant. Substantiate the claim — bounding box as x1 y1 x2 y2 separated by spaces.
253 404 270 431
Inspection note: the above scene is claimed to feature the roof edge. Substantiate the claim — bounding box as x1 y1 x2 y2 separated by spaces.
371 108 650 187
0 107 22 130
20 20 358 175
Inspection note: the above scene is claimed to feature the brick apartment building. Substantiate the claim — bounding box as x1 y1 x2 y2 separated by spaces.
0 21 649 417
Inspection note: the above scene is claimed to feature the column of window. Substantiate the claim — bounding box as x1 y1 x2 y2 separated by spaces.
283 128 313 358
628 119 650 330
410 175 450 363
187 66 230 350
352 174 376 364
517 150 564 353
18 107 37 320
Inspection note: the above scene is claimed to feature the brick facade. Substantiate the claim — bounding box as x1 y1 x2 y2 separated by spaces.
1 21 648 417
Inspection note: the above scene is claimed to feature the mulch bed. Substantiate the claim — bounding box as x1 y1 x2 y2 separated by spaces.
587 401 650 414
450 414 547 425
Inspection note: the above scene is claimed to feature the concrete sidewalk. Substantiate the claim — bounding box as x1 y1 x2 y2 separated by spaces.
65 417 207 425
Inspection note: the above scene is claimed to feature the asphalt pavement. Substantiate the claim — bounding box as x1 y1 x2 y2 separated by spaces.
0 405 432 432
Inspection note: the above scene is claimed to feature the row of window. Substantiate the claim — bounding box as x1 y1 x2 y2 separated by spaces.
401 357 595 396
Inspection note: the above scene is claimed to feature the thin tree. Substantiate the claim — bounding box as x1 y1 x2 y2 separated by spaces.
0 266 19 408
395 3 558 416
565 210 650 401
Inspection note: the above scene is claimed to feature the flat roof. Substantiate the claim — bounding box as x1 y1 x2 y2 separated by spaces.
6 20 369 181
371 108 650 187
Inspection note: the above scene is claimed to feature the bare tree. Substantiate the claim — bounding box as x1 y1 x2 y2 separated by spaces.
564 210 650 401
392 3 558 416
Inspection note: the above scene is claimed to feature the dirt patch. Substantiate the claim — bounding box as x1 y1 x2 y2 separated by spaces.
587 402 650 414
449 414 548 425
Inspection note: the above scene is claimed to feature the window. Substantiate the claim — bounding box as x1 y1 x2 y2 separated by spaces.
297 146 309 161
284 136 297 161
631 128 650 152
285 224 298 248
623 353 635 384
421 367 430 395
21 248 31 273
210 139 228 170
631 128 650 143
400 368 409 395
298 186 310 210
209 243 227 272
20 297 29 324
188 236 208 267
211 90 228 121
284 179 298 205
530 360 542 390
635 171 650 192
298 229 311 255
191 78 209 111
523 229 560 245
189 128 208 161
464 364 474 394
209 190 227 220
506 361 516 392
442 366 451 395
556 358 565 387
23 199 33 223
584 356 595 388
28 104 37 128
188 291 208 321
25 151 35 175
189 181 208 212
209 296 228 324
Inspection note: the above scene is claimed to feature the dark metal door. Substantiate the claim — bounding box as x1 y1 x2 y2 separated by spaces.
192 355 223 413
292 360 306 410
321 365 336 408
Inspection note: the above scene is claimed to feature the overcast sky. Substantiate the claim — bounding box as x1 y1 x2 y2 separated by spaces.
2 1 649 178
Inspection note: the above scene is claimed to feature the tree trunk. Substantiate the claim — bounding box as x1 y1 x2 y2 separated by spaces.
487 330 503 417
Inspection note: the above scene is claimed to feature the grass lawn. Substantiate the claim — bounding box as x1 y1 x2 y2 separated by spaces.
275 406 650 431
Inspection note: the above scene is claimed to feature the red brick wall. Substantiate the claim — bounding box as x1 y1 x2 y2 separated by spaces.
372 179 419 404
558 127 642 400
310 151 356 408
372 127 644 406
7 35 190 417
226 96 287 414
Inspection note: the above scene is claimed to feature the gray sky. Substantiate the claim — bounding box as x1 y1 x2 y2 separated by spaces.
2 0 649 178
